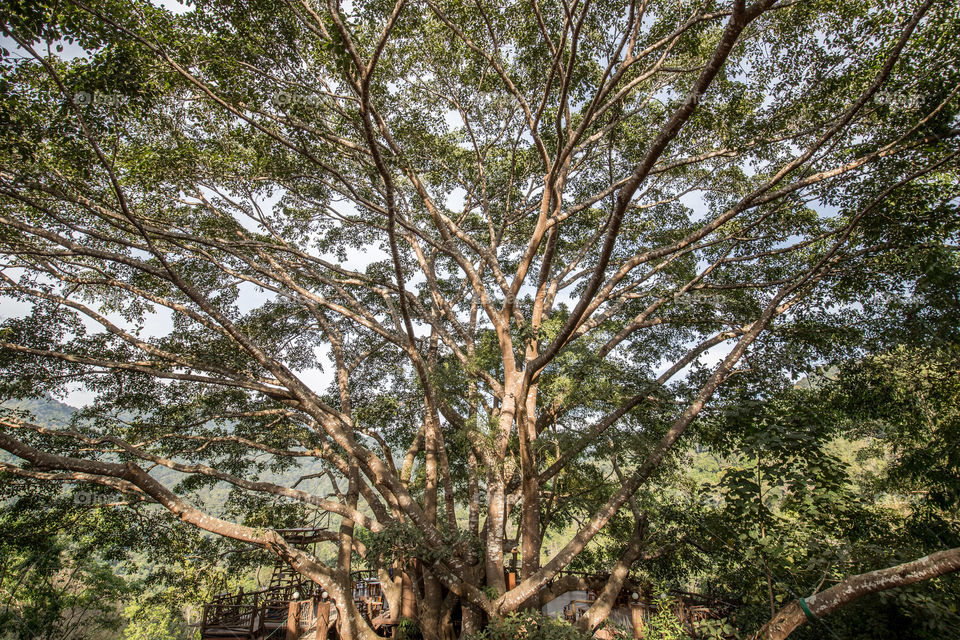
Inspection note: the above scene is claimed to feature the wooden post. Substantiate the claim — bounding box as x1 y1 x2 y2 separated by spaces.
316 602 331 640
630 604 645 639
252 593 261 636
286 600 300 640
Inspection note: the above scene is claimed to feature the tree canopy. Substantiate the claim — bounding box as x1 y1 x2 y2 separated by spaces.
0 0 958 638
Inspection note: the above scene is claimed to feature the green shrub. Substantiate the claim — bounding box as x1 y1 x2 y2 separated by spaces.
468 611 591 640
394 616 422 640
643 594 692 640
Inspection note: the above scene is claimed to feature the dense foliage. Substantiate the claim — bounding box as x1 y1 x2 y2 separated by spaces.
682 348 960 638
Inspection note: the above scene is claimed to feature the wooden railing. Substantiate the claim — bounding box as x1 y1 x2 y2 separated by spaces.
202 584 318 637
201 590 264 638
202 575 389 638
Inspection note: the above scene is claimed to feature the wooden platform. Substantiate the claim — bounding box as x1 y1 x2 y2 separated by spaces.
200 589 332 639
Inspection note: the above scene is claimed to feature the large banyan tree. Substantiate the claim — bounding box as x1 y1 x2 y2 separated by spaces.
1 0 958 638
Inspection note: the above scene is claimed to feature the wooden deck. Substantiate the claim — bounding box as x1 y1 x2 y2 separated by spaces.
200 526 339 640
200 585 333 639
200 567 384 639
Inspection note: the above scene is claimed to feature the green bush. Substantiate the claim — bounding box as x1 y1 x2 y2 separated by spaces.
121 602 189 640
639 594 693 640
468 612 591 640
394 616 422 640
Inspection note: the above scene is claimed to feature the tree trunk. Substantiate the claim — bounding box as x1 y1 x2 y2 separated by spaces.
576 519 647 633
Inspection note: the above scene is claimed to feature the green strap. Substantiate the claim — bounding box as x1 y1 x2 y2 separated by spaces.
798 597 816 623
